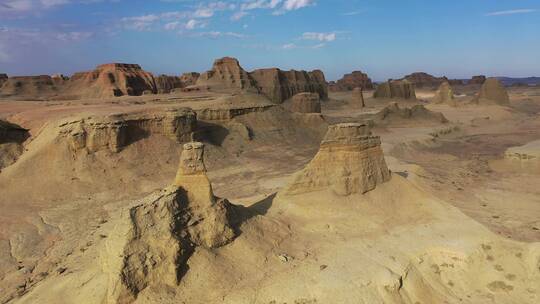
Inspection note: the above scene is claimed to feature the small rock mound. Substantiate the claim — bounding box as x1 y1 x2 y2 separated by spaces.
290 92 321 113
114 142 236 303
433 81 455 104
285 123 391 196
351 87 365 107
374 102 448 126
473 78 509 105
373 80 416 100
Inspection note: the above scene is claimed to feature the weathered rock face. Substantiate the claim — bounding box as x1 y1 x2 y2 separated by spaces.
195 104 276 121
329 71 373 91
195 57 258 92
433 81 455 104
250 68 328 103
58 108 196 153
290 92 321 113
285 123 391 196
473 78 509 105
469 75 487 85
0 75 57 97
402 72 448 88
113 142 236 303
374 102 448 125
179 72 200 87
373 80 416 100
65 63 157 98
0 73 8 87
0 119 28 144
351 87 365 107
155 75 183 94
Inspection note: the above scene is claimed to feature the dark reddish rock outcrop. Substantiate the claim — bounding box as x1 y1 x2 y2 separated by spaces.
329 71 373 91
155 75 183 94
64 63 157 98
373 80 416 100
250 68 328 103
290 92 322 113
469 75 487 85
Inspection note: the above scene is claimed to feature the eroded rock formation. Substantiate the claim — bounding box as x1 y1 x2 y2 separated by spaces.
113 142 236 303
0 119 29 169
0 75 58 97
469 75 487 85
290 92 321 113
250 68 328 103
195 57 258 92
373 80 416 100
285 123 391 196
0 73 8 87
329 71 373 91
155 75 183 94
402 72 447 88
433 81 455 104
179 72 200 87
65 63 157 98
351 87 365 107
58 108 196 153
374 102 448 125
473 78 509 105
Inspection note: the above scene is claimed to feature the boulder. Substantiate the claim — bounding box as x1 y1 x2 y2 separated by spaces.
469 75 486 85
351 87 365 107
64 63 157 98
195 57 258 92
433 81 455 104
250 68 328 103
290 92 321 113
284 123 391 196
329 71 373 91
473 78 509 105
373 80 416 100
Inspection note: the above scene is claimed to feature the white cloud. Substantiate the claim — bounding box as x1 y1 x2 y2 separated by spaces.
231 10 249 21
283 0 313 11
485 9 537 16
189 31 247 39
282 43 297 49
302 32 336 42
238 0 313 16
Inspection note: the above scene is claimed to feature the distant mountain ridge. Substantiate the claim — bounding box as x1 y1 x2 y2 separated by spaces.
496 77 540 86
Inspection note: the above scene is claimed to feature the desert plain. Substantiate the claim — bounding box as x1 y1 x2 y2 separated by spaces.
0 58 539 304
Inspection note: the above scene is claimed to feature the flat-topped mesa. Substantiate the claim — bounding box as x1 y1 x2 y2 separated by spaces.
284 123 391 196
433 81 455 104
373 79 416 100
352 87 365 107
174 142 214 203
402 72 447 88
250 68 328 103
65 62 157 98
473 77 509 105
329 71 373 91
469 75 487 85
290 92 321 113
195 57 258 92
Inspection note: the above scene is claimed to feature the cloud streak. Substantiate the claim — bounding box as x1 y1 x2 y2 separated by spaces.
485 9 537 16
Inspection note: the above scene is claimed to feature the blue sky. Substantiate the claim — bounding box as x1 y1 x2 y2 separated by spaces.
0 0 539 81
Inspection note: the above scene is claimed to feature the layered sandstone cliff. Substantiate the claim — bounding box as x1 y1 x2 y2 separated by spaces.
58 108 196 153
329 71 373 91
290 92 321 113
250 68 328 103
373 80 416 100
195 57 258 92
64 63 157 98
285 123 391 196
